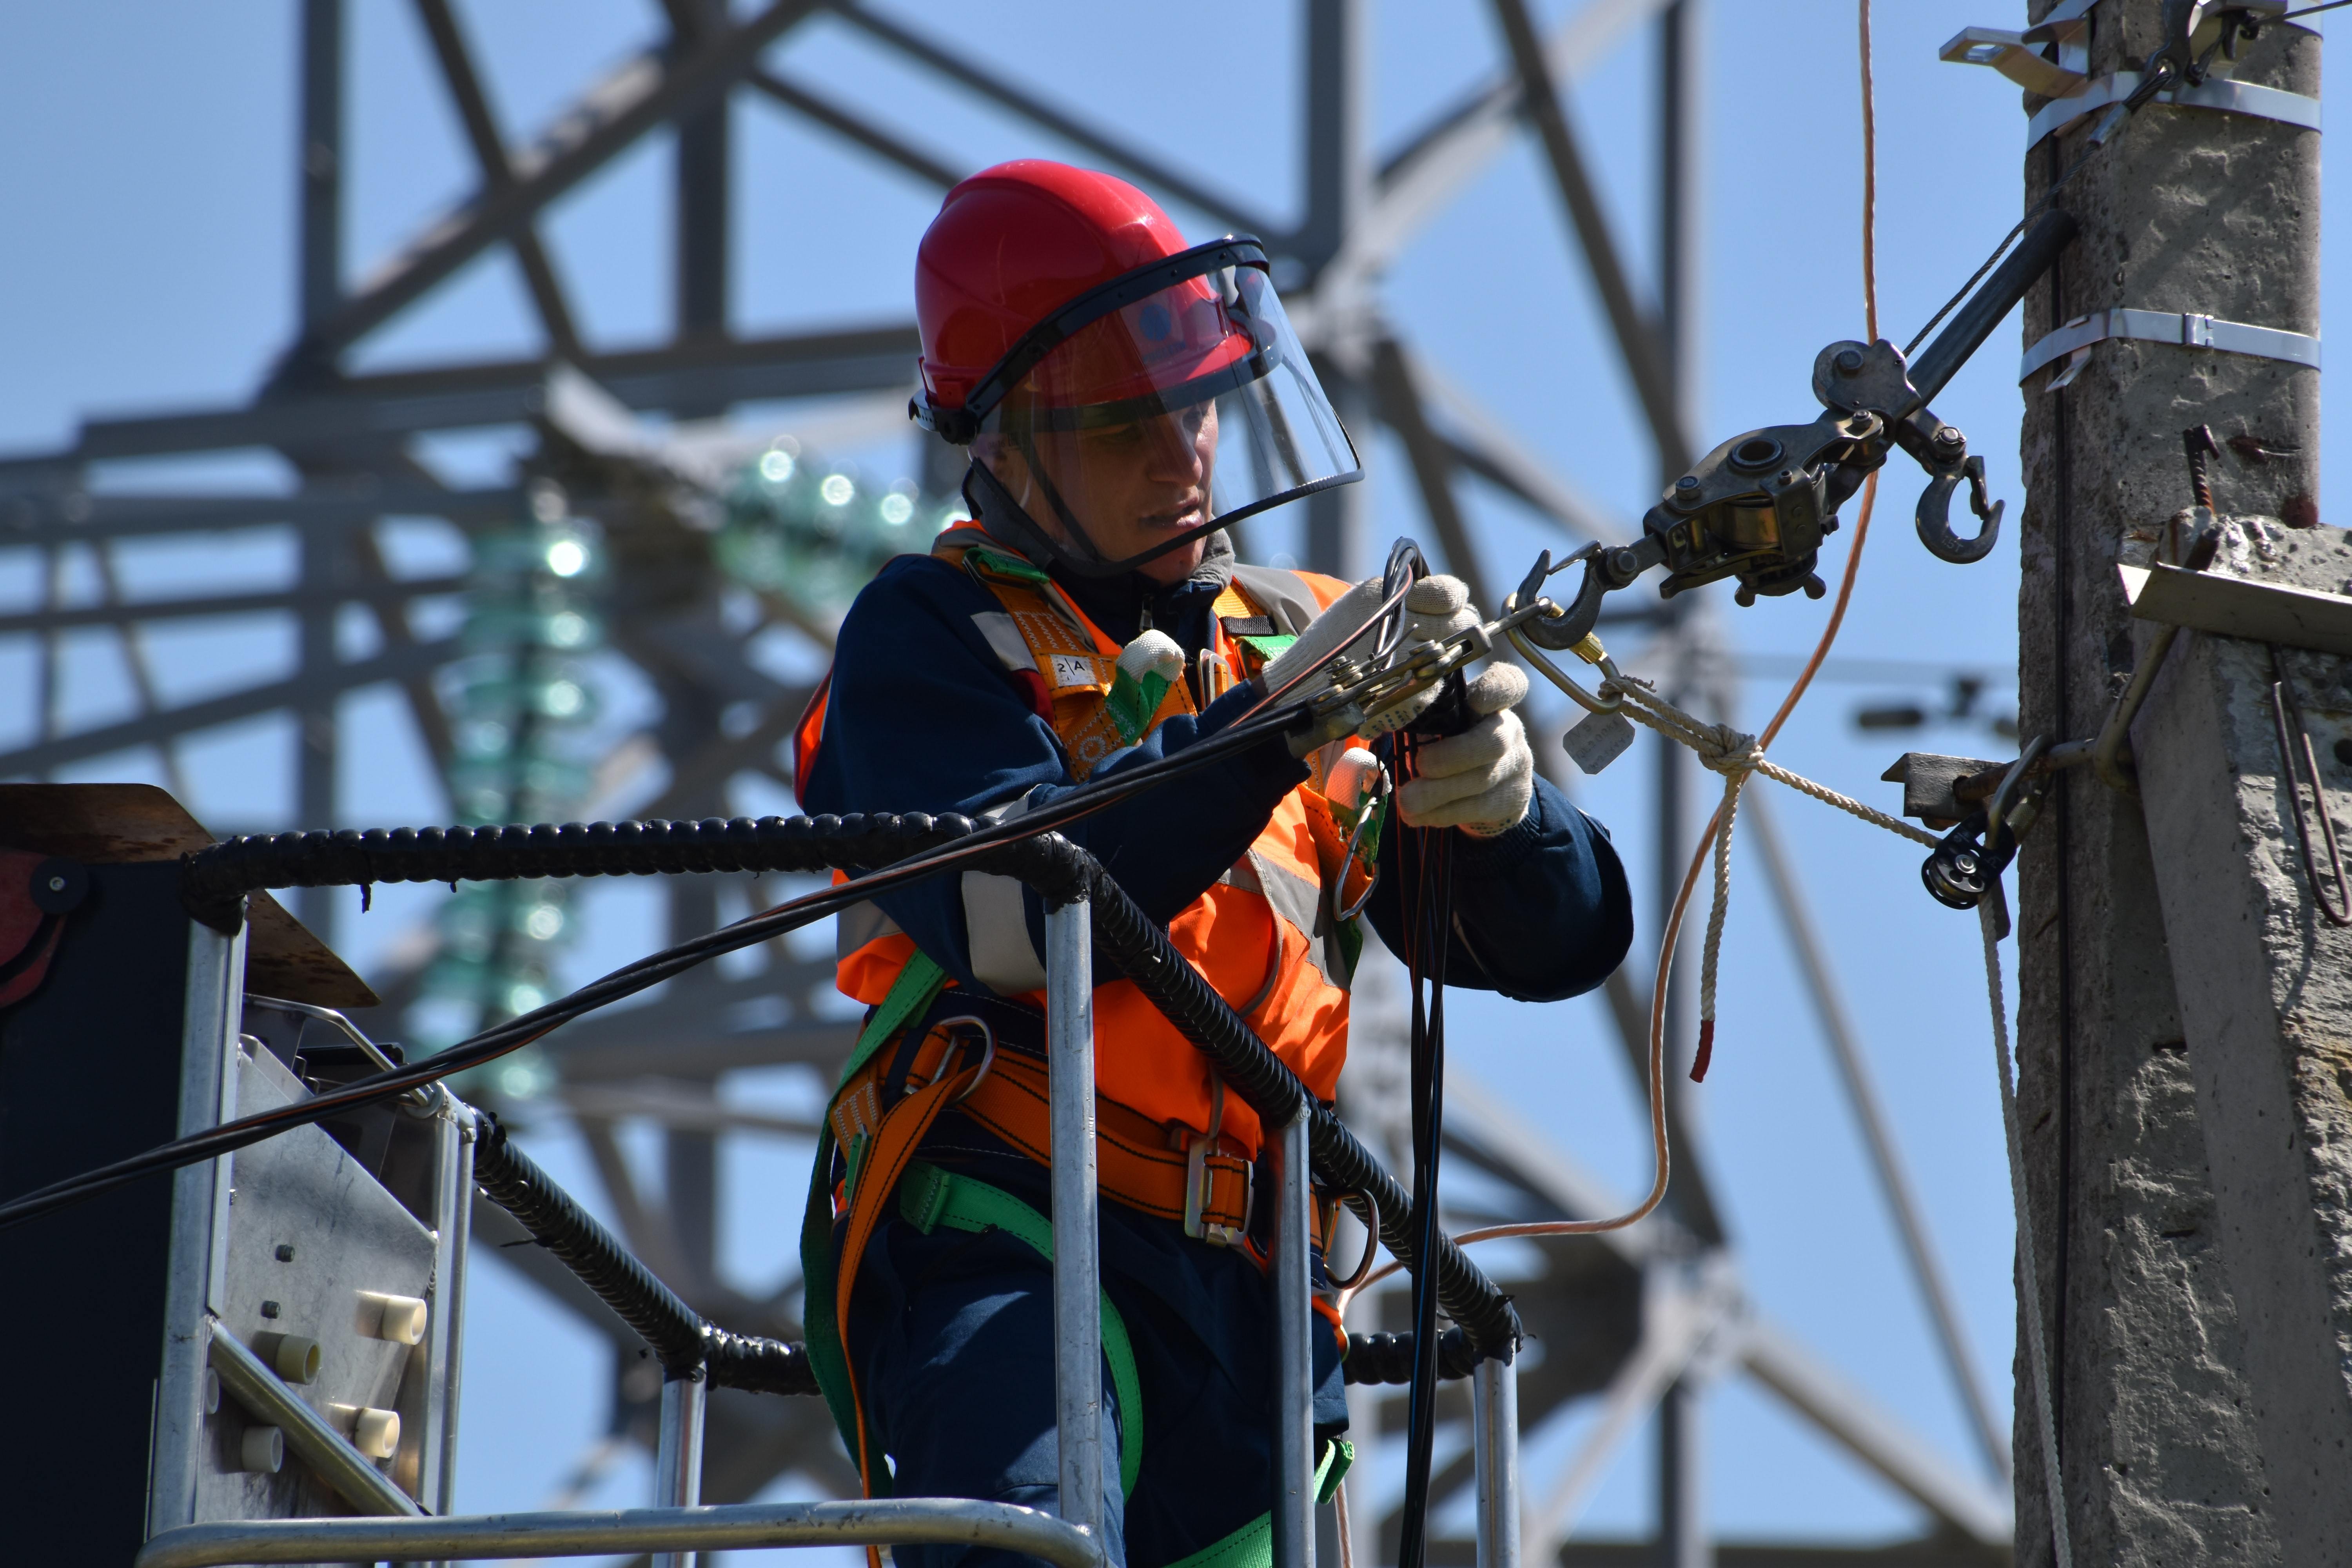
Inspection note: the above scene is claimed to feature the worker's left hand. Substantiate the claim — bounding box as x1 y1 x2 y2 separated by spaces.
1396 662 1535 837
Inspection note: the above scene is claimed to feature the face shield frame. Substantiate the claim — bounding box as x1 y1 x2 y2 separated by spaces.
915 236 1363 579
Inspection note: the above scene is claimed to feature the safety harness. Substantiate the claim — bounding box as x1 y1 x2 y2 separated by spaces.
798 533 1366 1561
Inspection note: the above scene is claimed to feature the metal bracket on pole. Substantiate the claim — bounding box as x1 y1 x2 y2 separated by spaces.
1270 1108 1316 1568
652 1370 707 1568
1046 896 1105 1544
1472 1354 1521 1568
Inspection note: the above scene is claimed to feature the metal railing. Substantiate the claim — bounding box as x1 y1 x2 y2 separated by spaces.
134 1498 1104 1568
144 811 1526 1568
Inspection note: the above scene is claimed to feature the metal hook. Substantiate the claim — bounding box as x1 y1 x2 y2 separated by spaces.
1916 454 2005 564
2267 646 2352 928
1514 544 1608 652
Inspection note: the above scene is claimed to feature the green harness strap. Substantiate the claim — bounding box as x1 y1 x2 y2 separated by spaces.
800 952 1343 1547
1160 1440 1354 1568
799 953 950 1491
897 1160 1146 1501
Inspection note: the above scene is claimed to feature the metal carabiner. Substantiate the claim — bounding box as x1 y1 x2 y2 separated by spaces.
1332 773 1390 924
1503 592 1624 717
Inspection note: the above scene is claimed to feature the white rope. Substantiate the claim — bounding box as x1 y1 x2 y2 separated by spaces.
1698 768 1744 1055
1598 677 1940 1062
1981 900 2073 1568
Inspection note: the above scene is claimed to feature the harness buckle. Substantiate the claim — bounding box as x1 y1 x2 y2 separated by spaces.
1183 1076 1248 1247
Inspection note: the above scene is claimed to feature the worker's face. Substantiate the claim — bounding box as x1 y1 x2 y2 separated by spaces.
982 401 1220 586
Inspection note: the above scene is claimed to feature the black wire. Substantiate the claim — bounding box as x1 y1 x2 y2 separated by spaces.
1394 727 1454 1568
0 681 1348 1236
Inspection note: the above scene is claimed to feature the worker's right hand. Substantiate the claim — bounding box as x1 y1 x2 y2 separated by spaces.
1258 573 1479 736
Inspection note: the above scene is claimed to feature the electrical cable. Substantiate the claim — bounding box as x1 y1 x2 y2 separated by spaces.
1982 901 2074 1568
0 657 1379 1235
1393 727 1455 1568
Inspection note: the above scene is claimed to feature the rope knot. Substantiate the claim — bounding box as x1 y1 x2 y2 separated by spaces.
1695 724 1761 777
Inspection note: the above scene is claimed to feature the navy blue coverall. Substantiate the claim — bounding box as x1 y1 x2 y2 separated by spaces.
800 530 1634 1568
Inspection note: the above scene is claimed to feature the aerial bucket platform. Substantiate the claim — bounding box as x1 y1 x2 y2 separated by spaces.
0 785 1521 1568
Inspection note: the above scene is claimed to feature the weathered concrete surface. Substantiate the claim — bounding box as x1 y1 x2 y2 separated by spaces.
2012 4 2318 1563
2133 522 2352 1564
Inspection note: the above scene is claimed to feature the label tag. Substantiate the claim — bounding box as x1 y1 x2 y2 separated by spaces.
1048 653 1099 689
1563 709 1638 775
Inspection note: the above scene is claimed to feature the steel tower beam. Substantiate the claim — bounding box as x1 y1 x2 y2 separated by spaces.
0 10 2014 1559
274 0 823 376
412 0 586 358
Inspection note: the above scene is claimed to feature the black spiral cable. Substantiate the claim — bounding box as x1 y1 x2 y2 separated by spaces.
2 811 1524 1373
483 1096 1472 1392
472 1112 816 1394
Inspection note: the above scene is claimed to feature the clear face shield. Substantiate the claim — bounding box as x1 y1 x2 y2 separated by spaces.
935 239 1361 577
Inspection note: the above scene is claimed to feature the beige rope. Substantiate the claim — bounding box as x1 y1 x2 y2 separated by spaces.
1595 676 1940 1073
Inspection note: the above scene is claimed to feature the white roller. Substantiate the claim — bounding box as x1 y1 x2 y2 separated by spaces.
238 1426 283 1474
251 1332 320 1384
331 1404 403 1460
361 1291 429 1346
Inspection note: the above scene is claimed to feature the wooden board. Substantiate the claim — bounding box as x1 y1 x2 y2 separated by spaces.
0 784 377 1007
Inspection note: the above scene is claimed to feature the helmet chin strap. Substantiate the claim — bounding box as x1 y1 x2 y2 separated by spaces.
963 433 1229 581
962 442 1117 573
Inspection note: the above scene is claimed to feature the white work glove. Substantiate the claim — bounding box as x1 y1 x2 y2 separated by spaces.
1395 662 1534 837
1258 574 1479 739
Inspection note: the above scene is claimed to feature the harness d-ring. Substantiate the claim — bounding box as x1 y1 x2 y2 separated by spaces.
1333 1188 1381 1292
925 1015 998 1104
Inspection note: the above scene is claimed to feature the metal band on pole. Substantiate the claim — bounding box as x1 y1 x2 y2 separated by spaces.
1046 895 1105 1542
1271 1108 1316 1568
1472 1354 1521 1568
2021 307 2321 388
652 1372 707 1568
2026 71 2321 150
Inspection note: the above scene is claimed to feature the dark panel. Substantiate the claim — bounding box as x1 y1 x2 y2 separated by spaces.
0 862 194 1564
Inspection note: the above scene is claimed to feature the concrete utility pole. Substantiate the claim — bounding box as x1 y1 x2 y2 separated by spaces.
2014 4 2329 1563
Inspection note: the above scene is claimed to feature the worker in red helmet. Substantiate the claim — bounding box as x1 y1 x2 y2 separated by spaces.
797 160 1632 1568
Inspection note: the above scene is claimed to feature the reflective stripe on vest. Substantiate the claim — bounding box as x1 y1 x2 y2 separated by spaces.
830 528 1361 1156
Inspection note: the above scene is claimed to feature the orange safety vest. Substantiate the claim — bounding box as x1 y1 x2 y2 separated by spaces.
807 526 1372 1158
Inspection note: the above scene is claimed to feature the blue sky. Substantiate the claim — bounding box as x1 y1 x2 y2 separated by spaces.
3 1 2342 1555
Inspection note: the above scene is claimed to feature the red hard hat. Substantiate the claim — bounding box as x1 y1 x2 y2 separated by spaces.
914 160 1247 434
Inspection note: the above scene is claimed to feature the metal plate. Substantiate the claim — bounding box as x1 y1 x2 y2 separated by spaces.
1879 750 2007 825
1561 708 1637 775
2120 561 2352 657
193 1043 437 1524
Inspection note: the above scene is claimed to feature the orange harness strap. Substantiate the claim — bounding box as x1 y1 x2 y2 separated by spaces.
830 1062 981 1509
840 1026 1264 1243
